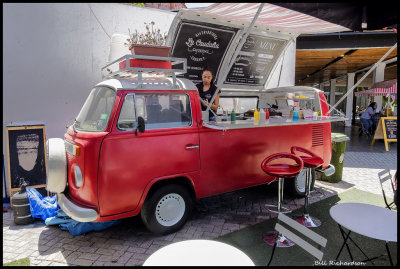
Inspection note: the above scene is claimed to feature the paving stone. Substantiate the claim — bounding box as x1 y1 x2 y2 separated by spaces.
52 252 68 263
38 260 52 266
117 252 134 264
89 237 108 244
74 240 92 247
78 252 100 261
77 246 97 253
49 262 68 266
2 252 20 260
92 260 106 266
64 251 81 263
96 248 116 256
70 258 94 266
110 244 129 251
61 243 80 251
98 254 115 262
125 257 141 266
127 246 147 254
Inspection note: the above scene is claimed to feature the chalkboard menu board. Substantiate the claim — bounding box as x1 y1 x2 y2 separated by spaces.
371 117 397 151
6 124 47 191
171 22 237 85
384 118 397 139
224 34 286 86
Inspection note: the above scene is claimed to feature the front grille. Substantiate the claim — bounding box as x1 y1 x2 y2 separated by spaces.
312 125 324 147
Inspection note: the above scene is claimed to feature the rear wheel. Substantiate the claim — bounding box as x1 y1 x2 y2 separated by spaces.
285 169 315 198
141 184 193 234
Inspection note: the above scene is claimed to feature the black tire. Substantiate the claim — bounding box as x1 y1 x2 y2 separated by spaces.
140 184 193 235
284 169 316 198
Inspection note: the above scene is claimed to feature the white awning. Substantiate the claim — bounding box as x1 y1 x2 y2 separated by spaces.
200 3 352 34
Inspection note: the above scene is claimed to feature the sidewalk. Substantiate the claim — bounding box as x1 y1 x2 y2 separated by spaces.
3 126 397 265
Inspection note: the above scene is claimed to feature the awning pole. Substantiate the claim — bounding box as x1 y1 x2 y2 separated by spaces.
327 43 397 114
205 3 265 117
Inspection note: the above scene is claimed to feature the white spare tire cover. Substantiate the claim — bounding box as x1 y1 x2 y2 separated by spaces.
46 138 67 193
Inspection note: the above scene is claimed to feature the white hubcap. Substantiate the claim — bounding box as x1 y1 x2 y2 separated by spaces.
155 193 185 227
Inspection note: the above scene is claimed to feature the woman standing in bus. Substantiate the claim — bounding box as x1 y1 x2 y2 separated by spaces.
196 68 220 121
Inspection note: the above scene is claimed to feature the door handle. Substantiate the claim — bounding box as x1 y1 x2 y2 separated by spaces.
185 145 199 150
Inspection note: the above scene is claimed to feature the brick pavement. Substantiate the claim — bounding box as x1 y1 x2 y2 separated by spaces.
3 149 397 266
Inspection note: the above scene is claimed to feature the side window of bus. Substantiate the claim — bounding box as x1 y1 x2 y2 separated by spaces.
135 93 192 130
117 94 136 131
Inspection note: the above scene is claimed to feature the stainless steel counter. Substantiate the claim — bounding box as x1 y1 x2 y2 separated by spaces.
203 116 346 130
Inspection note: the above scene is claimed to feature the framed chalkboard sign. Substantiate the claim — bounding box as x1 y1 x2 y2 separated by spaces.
171 22 237 85
224 34 287 86
6 124 47 195
383 118 397 139
371 117 397 151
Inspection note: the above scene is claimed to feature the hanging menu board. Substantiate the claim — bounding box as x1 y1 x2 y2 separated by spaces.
224 34 287 86
171 22 237 85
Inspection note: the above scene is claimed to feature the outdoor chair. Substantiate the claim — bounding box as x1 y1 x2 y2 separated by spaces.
267 213 327 266
377 169 396 210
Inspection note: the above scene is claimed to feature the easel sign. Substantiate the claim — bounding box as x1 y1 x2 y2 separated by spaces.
371 117 397 151
6 123 48 199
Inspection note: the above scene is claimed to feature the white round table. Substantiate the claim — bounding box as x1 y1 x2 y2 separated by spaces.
330 202 397 242
143 239 255 266
330 203 397 265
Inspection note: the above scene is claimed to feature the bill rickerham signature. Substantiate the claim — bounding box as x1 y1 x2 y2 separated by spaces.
314 260 366 266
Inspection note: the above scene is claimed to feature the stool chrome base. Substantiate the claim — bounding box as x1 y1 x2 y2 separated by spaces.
310 189 325 199
292 213 321 227
264 204 292 214
262 231 295 247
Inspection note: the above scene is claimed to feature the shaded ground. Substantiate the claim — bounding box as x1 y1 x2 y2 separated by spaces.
216 188 397 266
3 121 397 265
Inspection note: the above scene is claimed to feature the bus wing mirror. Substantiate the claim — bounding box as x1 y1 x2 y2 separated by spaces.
135 116 145 136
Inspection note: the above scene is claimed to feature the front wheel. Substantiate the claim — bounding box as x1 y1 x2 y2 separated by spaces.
141 184 193 235
285 169 315 198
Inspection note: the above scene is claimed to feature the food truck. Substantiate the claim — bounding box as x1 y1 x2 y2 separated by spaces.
46 5 344 234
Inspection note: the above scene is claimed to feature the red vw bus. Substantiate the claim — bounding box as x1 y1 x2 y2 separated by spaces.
46 11 339 234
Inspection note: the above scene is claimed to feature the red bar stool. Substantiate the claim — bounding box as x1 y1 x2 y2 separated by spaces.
290 146 324 228
261 152 304 247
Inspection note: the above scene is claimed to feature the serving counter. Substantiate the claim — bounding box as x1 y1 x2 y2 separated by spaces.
203 116 346 131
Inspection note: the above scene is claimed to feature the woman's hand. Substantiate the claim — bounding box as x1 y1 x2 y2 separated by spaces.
200 98 209 106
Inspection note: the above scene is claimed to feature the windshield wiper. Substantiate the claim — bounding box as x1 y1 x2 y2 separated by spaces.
72 118 80 133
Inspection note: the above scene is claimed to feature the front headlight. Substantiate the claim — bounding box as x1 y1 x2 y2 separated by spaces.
74 165 83 188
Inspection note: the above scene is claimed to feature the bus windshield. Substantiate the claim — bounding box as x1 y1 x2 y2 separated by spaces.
74 86 116 132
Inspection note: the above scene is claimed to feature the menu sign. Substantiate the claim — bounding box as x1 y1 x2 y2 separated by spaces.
171 22 237 85
225 35 286 86
384 118 397 139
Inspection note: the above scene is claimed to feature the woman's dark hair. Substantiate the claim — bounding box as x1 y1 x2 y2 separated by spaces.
202 68 214 78
369 102 377 108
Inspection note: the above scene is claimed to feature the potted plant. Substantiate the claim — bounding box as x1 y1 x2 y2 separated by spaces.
125 21 170 57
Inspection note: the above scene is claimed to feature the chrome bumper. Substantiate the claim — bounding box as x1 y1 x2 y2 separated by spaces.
57 193 98 222
316 164 335 177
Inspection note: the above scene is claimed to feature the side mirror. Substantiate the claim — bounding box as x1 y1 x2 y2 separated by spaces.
135 116 145 136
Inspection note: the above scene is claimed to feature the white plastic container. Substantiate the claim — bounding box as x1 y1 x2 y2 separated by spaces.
106 34 130 73
259 108 266 124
